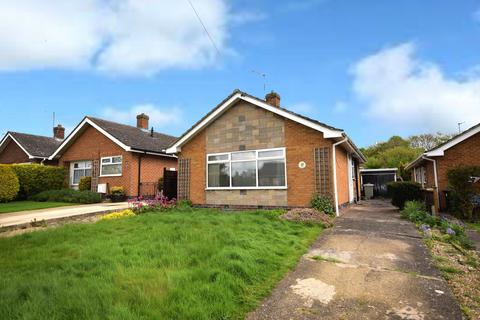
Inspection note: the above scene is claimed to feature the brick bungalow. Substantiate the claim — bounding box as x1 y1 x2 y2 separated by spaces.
406 122 480 213
48 114 177 197
0 125 65 164
166 90 366 215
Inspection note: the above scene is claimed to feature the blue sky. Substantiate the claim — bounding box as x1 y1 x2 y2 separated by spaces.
1 0 480 147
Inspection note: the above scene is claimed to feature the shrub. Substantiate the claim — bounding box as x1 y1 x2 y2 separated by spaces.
78 177 91 191
128 195 176 214
31 189 102 204
0 165 20 202
100 209 135 220
387 181 423 209
109 186 125 196
447 166 480 221
310 193 335 216
10 164 65 199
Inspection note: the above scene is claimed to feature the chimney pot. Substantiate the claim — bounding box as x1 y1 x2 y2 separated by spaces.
53 124 65 140
136 113 149 130
265 91 280 107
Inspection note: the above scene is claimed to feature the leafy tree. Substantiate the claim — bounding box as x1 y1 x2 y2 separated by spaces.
408 132 454 151
362 136 423 180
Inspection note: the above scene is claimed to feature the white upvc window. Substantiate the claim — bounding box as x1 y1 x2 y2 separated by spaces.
70 161 92 186
100 156 123 177
206 147 287 190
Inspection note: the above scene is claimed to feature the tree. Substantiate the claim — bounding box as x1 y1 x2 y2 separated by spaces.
362 136 423 180
408 132 454 151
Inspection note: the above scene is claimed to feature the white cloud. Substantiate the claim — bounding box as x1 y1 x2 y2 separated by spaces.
0 0 232 75
351 42 480 133
102 104 183 129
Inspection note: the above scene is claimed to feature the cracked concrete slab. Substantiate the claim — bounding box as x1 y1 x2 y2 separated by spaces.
248 200 462 320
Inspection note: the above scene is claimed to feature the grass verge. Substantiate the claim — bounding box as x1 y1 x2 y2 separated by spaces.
0 201 74 214
0 208 322 319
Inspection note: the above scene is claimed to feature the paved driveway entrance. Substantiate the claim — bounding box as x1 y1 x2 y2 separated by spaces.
249 200 462 320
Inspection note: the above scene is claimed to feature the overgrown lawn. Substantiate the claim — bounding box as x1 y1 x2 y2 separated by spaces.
0 208 322 319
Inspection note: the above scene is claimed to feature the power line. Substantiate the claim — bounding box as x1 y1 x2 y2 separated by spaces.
186 0 221 56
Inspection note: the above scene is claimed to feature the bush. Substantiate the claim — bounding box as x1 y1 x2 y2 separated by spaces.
447 166 480 220
78 176 91 191
0 165 20 202
310 193 335 216
387 181 423 209
10 164 65 199
31 189 102 204
109 186 125 196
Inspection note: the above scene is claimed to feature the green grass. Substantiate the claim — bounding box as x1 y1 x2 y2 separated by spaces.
0 201 74 214
0 208 322 319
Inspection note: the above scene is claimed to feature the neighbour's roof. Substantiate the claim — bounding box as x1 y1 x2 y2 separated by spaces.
0 131 62 159
87 117 177 153
166 89 366 162
406 122 480 170
49 116 177 159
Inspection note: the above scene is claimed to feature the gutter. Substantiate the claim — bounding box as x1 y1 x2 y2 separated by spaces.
422 156 440 214
332 138 348 216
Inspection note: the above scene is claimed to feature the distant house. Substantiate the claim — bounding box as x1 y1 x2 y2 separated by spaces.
406 123 480 212
49 114 177 197
0 125 65 164
167 90 366 214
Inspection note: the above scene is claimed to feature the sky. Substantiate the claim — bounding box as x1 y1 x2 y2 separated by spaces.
0 0 480 147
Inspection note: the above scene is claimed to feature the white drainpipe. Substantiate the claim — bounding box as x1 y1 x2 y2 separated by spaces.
422 156 439 213
332 138 348 216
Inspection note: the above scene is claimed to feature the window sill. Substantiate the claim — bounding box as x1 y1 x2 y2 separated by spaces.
206 187 287 191
99 174 122 177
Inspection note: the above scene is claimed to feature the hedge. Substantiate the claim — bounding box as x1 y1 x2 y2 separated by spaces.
387 181 423 209
447 166 480 221
10 164 66 199
0 165 20 202
30 189 102 204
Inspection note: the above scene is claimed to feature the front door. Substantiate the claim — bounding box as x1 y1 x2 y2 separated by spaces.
70 161 93 188
348 154 355 203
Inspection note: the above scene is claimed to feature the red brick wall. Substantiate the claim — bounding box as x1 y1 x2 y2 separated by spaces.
335 146 350 206
284 119 333 207
178 129 206 204
58 125 176 196
436 131 480 210
0 139 31 164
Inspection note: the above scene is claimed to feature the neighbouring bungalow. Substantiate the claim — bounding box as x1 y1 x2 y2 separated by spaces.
166 89 366 214
0 125 65 165
406 122 480 213
48 114 177 197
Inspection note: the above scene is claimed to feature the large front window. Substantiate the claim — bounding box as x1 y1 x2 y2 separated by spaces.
100 156 122 177
207 148 286 189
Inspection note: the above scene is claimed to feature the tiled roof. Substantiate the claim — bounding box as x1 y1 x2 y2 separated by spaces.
87 117 177 153
8 132 62 158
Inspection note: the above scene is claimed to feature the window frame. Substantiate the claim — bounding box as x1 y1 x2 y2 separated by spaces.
70 160 92 186
100 155 123 177
206 147 287 190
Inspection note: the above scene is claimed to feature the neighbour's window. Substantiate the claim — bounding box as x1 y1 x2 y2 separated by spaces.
100 156 122 176
71 161 92 185
206 148 286 189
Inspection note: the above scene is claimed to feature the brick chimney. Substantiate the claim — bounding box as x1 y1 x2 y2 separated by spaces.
136 113 149 130
53 124 65 140
265 91 280 107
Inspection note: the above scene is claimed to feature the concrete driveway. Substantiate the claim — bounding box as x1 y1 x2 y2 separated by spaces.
249 200 462 320
0 202 129 229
